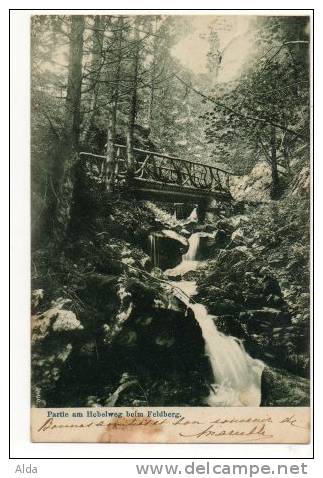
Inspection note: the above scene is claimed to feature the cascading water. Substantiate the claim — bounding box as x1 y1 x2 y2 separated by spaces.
163 207 264 407
149 233 160 269
187 206 198 222
171 278 264 406
183 233 200 261
189 302 264 406
148 206 264 405
165 233 201 277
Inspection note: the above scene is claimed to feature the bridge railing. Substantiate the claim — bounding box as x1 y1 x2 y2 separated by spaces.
80 144 234 192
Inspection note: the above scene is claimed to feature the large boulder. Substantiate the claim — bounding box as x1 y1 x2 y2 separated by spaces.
205 229 231 252
32 298 83 343
107 302 209 405
31 297 84 407
148 230 189 270
261 367 310 406
229 162 273 202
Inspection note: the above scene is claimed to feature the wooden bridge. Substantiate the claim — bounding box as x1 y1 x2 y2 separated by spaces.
79 144 234 203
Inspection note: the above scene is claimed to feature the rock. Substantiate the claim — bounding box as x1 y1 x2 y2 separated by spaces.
82 273 120 318
32 306 83 343
261 367 310 406
204 211 220 223
149 231 189 269
85 273 119 291
215 315 245 338
52 310 83 332
216 218 235 235
241 308 291 331
179 228 191 237
245 308 281 322
194 224 217 234
79 341 97 357
231 228 245 245
234 245 250 255
262 275 282 297
161 229 188 246
31 289 44 310
228 214 249 228
32 313 53 343
206 229 230 251
116 329 138 347
216 248 249 266
232 201 246 215
165 293 186 313
181 221 199 233
32 339 75 406
211 299 242 315
126 277 156 312
141 256 153 272
290 165 310 197
244 294 266 308
120 307 206 376
229 162 273 202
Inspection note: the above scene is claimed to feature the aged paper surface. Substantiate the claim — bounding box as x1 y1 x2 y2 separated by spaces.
30 12 311 445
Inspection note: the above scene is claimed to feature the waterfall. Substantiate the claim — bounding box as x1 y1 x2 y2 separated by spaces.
168 226 264 407
187 206 198 222
183 233 200 261
149 233 160 269
149 205 264 406
165 233 200 277
189 302 264 406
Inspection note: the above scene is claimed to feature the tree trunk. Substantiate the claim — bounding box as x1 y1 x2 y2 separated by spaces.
283 141 290 174
64 16 85 153
270 125 280 199
46 15 84 237
105 17 124 192
148 22 158 129
84 16 104 145
126 21 140 180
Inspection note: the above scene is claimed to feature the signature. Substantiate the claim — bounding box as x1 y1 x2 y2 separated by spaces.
178 423 273 441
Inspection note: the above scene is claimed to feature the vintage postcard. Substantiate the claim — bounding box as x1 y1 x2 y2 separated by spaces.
30 11 311 444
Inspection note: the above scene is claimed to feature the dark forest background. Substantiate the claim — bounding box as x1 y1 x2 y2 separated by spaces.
32 15 310 246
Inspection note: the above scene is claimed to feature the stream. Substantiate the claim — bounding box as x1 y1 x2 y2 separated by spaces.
149 209 265 407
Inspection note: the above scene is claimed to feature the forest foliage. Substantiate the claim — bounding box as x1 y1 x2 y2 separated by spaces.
31 15 310 245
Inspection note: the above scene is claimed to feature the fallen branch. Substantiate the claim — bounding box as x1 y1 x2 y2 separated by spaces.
123 262 197 304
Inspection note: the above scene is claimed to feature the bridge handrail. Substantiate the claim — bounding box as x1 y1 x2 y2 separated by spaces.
79 152 105 159
113 143 235 176
79 146 235 176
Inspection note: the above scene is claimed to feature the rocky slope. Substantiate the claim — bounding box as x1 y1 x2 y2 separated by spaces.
31 193 211 407
31 154 310 407
194 160 310 405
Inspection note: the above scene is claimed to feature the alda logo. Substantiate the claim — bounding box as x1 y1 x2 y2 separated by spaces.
15 464 38 474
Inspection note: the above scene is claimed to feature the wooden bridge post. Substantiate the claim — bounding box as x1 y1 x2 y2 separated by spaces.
126 130 135 184
105 136 116 193
174 203 185 220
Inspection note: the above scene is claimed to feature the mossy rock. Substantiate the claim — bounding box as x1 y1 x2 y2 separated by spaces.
261 367 310 406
